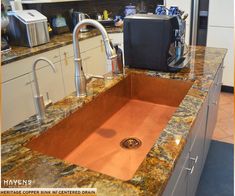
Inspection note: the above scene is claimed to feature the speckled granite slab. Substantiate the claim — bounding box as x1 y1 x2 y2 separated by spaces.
1 46 227 196
1 27 123 65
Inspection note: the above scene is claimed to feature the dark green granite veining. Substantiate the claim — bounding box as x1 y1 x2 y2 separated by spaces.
1 45 227 196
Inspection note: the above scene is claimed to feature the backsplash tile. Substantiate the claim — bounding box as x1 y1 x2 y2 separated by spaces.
24 0 163 28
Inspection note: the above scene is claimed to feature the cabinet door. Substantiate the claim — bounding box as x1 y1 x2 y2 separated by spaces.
207 26 234 87
172 154 189 196
208 0 234 27
30 62 65 104
2 74 35 131
188 99 208 196
162 139 191 196
204 66 223 163
61 54 78 96
83 46 108 75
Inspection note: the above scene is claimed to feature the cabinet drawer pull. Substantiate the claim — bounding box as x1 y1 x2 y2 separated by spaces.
64 52 68 66
25 80 34 85
100 39 104 52
83 56 91 61
190 156 198 163
185 165 194 175
212 101 218 105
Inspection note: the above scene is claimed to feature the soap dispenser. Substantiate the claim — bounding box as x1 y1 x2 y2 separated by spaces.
113 44 124 74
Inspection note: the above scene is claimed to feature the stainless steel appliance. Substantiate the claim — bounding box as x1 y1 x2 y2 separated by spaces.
72 11 90 32
124 14 189 72
7 10 50 47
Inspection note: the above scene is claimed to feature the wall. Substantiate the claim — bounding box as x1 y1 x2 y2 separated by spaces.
24 0 163 31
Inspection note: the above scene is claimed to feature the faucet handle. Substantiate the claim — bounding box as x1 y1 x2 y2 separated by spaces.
85 74 105 83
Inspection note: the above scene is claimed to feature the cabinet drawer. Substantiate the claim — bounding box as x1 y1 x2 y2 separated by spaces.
60 36 103 60
2 49 60 83
172 153 189 196
80 35 102 53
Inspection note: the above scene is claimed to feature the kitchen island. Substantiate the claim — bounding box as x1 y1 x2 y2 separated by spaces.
1 41 226 195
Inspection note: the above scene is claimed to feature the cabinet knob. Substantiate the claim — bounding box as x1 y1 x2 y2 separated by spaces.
185 165 194 175
190 156 198 163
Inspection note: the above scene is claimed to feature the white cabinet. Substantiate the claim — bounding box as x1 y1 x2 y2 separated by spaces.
208 0 234 27
83 46 108 75
207 0 234 87
207 27 234 87
30 62 65 104
2 74 35 131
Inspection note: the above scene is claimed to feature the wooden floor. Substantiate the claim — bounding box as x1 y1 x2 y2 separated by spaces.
212 92 234 144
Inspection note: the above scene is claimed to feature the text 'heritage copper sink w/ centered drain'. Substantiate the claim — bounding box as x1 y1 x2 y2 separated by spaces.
26 73 193 180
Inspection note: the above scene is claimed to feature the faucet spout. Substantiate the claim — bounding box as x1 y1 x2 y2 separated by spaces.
32 57 56 122
72 19 117 97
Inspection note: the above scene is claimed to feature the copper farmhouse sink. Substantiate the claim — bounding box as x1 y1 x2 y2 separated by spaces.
26 73 193 180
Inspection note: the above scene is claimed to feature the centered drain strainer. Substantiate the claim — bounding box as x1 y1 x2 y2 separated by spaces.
120 137 142 149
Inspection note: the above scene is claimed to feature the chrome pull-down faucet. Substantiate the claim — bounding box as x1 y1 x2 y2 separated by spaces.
32 57 56 121
72 19 118 97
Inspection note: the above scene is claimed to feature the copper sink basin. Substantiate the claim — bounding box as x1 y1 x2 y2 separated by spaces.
26 73 193 181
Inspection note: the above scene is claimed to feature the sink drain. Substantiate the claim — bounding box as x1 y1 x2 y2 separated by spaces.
120 137 142 149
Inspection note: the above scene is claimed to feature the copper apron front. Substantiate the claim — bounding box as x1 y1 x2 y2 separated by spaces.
26 73 192 180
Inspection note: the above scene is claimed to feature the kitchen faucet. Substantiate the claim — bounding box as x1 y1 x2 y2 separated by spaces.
73 19 118 97
32 57 56 121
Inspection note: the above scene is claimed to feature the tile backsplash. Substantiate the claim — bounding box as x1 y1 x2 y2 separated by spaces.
24 0 163 29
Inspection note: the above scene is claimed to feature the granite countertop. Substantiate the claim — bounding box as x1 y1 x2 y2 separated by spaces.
1 46 227 196
1 27 123 65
